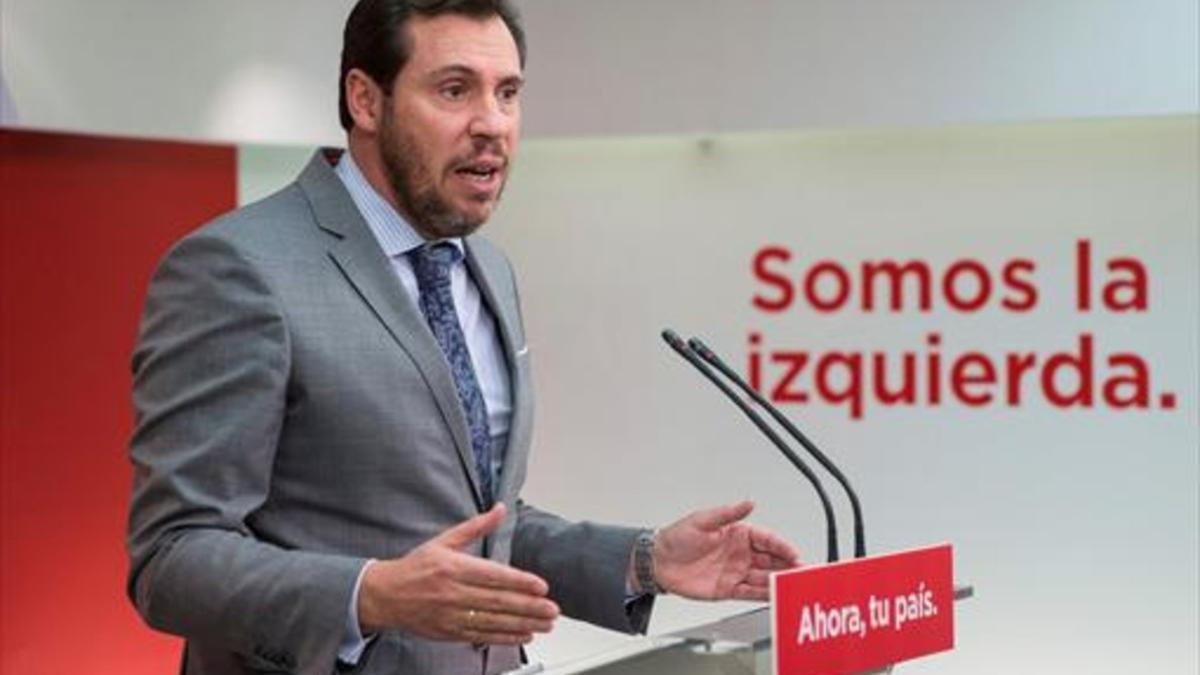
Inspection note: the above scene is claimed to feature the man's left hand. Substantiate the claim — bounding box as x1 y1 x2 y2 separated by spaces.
642 500 801 601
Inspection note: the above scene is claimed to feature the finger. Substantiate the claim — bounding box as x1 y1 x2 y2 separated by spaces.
690 500 755 532
465 608 556 636
454 607 549 647
730 583 770 602
459 584 560 621
435 503 508 550
462 629 535 646
744 569 772 588
454 554 551 597
751 552 796 571
749 528 801 565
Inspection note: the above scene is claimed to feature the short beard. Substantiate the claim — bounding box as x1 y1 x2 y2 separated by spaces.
378 111 495 241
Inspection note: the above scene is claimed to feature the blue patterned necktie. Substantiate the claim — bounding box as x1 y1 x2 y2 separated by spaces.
409 243 493 505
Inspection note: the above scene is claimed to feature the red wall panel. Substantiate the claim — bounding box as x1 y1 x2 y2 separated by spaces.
1 129 237 673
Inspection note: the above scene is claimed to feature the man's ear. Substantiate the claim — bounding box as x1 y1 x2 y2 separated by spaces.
345 68 384 134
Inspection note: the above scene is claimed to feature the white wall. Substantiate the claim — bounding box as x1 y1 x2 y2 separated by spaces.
3 0 1197 144
476 116 1199 673
520 0 1199 136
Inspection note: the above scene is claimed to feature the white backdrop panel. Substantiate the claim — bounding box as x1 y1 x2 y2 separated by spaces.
482 116 1199 674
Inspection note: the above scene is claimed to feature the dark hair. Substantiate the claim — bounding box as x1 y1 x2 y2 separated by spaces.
338 0 526 131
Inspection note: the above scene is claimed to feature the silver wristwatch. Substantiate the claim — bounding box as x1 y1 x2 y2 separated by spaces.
634 529 665 595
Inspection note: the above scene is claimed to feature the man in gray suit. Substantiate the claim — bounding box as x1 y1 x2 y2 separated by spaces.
126 1 800 673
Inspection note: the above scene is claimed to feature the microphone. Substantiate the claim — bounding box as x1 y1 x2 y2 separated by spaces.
661 329 840 563
688 337 867 559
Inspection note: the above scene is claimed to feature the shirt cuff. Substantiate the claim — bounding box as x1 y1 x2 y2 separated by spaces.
624 582 649 606
337 559 376 665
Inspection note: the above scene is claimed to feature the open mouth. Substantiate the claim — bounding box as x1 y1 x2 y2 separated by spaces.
453 155 505 186
455 165 500 183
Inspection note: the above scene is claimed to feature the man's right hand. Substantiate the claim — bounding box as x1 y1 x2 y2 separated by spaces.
357 503 559 645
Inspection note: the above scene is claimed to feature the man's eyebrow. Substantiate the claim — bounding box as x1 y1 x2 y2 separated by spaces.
501 74 525 87
426 64 524 87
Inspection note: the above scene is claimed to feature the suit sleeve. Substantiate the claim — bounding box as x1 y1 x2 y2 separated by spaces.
483 237 655 634
511 504 654 634
126 233 365 674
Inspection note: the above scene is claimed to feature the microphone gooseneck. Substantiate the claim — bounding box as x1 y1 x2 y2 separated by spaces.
688 337 867 559
661 329 840 563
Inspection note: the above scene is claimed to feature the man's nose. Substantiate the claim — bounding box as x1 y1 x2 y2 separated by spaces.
467 94 516 140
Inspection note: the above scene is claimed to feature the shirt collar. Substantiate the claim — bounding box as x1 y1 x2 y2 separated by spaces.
332 150 465 259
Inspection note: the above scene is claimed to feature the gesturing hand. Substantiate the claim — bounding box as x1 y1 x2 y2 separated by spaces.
357 503 559 646
651 500 801 602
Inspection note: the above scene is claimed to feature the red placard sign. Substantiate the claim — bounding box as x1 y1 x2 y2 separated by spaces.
772 544 955 675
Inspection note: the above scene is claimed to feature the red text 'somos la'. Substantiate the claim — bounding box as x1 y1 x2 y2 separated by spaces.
751 240 1147 314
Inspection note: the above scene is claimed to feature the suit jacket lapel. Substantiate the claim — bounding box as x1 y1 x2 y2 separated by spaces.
296 151 489 510
464 238 530 503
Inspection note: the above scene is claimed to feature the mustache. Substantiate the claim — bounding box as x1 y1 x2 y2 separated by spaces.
449 143 509 170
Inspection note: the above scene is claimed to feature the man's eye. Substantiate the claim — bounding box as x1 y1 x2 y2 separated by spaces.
440 84 467 100
499 86 521 104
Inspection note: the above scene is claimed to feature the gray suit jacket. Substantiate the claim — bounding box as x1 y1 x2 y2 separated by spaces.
127 151 651 675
